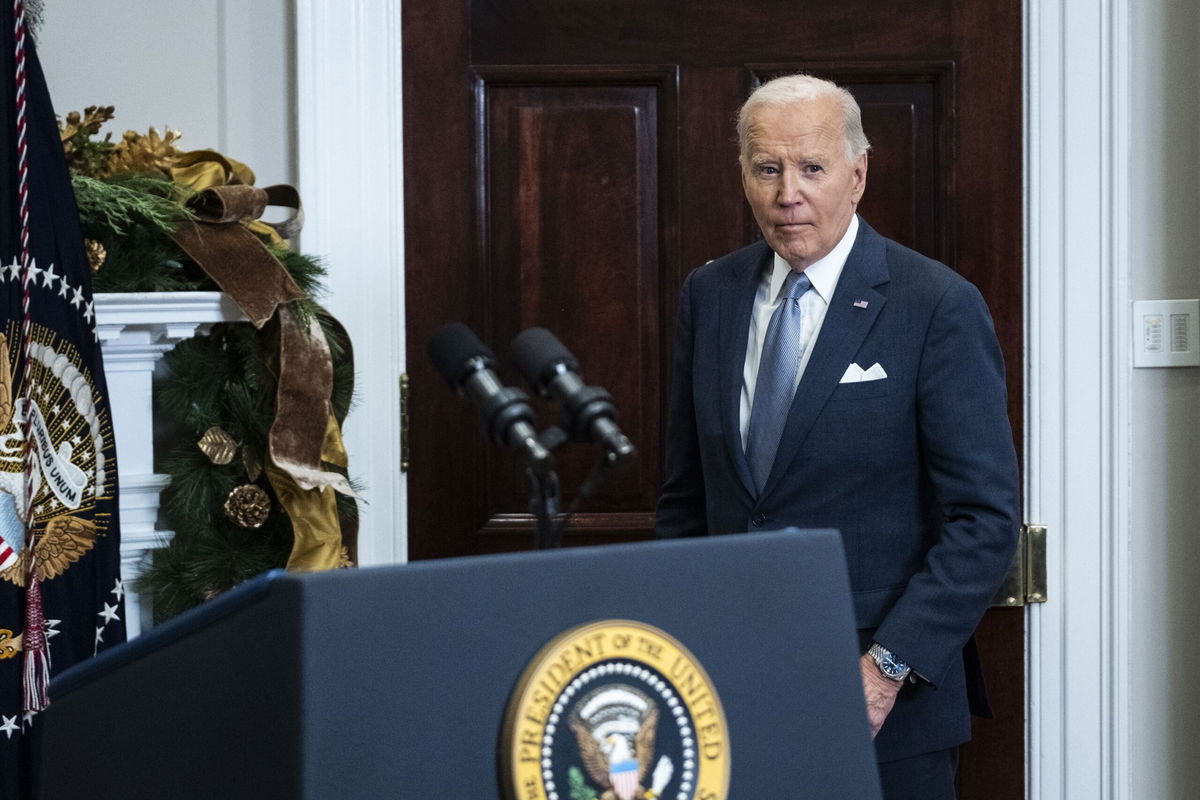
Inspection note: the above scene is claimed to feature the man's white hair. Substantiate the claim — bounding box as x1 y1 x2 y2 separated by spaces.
737 74 871 166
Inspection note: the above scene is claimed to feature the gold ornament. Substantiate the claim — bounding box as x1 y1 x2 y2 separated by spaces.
84 239 106 271
58 105 115 144
104 126 184 176
198 426 238 465
224 484 271 528
58 105 118 176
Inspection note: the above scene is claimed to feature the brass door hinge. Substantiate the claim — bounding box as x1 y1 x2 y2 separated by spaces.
991 524 1047 607
400 373 410 472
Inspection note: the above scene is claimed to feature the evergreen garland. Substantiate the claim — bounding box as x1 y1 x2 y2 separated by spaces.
136 255 358 623
60 108 358 622
135 267 359 621
74 172 206 293
141 327 293 620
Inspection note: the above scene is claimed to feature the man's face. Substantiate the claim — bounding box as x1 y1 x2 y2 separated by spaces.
741 97 868 271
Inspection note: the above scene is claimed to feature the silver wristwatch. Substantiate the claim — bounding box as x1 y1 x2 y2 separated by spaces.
868 643 912 682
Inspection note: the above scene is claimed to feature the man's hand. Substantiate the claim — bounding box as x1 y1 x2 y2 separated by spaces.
859 653 903 739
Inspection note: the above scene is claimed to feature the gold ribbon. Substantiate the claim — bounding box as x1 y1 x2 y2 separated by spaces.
170 150 304 243
266 460 344 572
170 149 256 191
266 415 355 572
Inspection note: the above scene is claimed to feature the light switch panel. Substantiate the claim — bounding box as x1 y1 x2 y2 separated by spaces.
1133 299 1200 367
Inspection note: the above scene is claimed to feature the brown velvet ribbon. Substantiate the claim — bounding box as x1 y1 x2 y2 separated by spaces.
167 163 356 571
172 212 305 327
267 305 354 499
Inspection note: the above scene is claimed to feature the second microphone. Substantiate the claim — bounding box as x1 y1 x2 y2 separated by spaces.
511 327 636 467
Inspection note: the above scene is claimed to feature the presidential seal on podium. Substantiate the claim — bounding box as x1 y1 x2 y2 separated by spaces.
502 619 731 800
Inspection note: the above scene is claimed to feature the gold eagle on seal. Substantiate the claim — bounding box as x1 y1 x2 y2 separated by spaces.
570 685 675 800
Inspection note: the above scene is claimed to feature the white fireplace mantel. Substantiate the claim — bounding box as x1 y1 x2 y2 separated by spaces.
94 291 246 637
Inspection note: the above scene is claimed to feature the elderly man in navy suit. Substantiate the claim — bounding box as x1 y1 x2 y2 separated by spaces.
656 74 1020 799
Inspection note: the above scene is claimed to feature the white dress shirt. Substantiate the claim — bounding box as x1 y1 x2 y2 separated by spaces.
739 214 860 449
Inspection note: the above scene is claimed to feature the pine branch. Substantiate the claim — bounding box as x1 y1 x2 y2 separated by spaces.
72 173 192 237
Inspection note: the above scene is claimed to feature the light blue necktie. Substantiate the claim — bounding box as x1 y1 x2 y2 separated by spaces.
746 270 812 493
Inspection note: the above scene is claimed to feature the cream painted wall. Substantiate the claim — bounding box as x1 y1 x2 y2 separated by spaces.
1128 0 1200 795
35 0 294 188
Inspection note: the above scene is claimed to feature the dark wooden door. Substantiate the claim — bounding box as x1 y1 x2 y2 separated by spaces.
403 2 1023 797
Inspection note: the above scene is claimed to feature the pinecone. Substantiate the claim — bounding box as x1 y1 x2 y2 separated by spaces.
223 484 271 529
84 239 106 271
105 126 183 176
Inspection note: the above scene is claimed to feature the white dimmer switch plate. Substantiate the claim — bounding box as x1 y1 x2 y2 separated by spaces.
1133 299 1200 367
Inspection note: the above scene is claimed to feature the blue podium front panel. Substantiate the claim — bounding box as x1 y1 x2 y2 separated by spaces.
42 529 880 799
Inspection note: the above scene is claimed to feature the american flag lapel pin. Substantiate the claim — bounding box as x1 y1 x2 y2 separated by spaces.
853 299 870 309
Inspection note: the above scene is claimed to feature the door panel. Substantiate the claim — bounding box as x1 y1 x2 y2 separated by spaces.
475 69 675 547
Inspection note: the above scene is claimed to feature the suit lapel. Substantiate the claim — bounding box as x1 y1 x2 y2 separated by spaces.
760 221 890 498
717 243 770 497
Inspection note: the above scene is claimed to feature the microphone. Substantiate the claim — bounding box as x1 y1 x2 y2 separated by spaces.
511 327 636 466
428 322 552 474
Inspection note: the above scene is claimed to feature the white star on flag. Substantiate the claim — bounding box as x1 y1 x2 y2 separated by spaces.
26 257 42 286
0 716 18 740
25 257 42 286
99 602 120 624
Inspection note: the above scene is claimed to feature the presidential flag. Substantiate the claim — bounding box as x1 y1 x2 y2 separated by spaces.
0 3 125 795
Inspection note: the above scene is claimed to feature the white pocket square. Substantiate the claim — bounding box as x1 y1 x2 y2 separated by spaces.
839 362 888 383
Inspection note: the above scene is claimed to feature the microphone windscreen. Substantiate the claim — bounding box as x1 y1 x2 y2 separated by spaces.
428 322 495 387
511 327 579 388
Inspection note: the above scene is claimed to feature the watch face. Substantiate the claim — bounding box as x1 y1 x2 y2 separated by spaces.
880 653 907 678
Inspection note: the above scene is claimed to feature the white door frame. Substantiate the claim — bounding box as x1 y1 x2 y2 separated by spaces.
297 1 1135 795
1025 0 1131 797
295 0 407 565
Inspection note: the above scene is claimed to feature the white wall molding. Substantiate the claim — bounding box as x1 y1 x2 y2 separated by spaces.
1025 0 1131 797
295 0 407 565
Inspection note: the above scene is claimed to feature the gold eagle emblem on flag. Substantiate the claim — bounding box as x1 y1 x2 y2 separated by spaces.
0 323 111 586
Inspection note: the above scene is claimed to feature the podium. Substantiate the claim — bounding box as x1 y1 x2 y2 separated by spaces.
40 530 882 799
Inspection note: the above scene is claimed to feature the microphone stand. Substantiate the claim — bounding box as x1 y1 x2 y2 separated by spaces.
528 468 562 549
527 426 567 549
526 427 634 550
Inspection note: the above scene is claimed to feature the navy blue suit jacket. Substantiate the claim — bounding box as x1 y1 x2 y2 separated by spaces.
656 219 1020 760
